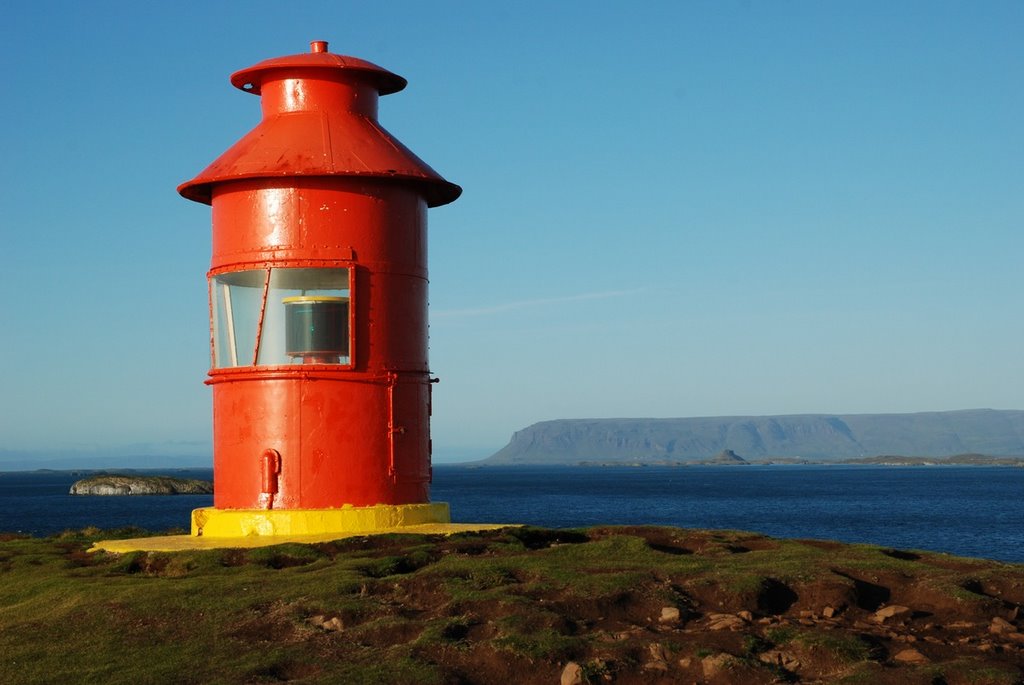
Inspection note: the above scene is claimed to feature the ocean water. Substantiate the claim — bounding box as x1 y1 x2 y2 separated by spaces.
1 465 1021 563
0 469 214 537
439 465 1024 563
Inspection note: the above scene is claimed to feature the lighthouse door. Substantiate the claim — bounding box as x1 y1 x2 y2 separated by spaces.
388 374 431 486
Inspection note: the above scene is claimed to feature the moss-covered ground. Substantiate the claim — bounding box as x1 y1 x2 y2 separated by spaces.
1 526 1022 684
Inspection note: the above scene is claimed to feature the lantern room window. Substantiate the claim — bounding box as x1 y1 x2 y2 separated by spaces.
210 267 352 368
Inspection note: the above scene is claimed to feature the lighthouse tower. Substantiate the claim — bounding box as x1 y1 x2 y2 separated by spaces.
176 41 460 539
90 42 506 553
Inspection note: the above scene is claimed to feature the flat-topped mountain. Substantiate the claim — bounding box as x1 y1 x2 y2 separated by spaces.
483 409 1024 464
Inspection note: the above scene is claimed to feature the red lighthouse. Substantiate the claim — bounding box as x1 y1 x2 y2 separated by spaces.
175 41 461 539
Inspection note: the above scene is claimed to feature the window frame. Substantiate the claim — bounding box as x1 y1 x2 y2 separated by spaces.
207 262 355 371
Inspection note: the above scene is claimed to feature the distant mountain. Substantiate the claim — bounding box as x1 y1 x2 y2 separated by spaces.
0 450 210 472
482 409 1024 464
0 437 214 472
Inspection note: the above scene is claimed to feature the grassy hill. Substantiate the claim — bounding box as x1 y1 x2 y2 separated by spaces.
2 527 1023 684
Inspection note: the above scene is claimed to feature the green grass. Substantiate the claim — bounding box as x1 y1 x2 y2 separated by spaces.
764 625 798 645
1 525 1022 684
0 537 390 684
492 629 585 660
794 630 871 663
834 662 888 684
937 660 1024 685
742 630 880 684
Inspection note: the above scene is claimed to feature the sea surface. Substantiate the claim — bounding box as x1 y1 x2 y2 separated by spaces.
1 465 1022 563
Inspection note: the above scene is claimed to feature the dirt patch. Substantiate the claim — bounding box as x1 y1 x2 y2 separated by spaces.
962 576 1024 606
505 527 590 549
313 533 444 557
684 530 781 555
830 569 892 611
118 551 172 575
228 601 314 646
249 659 320 682
351 617 424 647
220 548 248 567
551 589 680 631
794 538 846 551
790 576 857 614
358 553 438 578
757 578 799 615
261 553 317 570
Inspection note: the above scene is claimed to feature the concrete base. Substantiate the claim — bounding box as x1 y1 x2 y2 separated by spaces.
90 502 514 553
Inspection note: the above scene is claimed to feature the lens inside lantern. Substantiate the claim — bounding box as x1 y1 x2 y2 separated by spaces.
283 296 349 363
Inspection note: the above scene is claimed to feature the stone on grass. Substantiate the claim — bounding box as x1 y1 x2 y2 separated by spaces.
759 650 801 671
659 606 681 623
643 643 669 671
894 648 929 664
701 654 732 678
707 613 746 631
308 614 343 631
872 605 911 622
990 617 1015 634
560 661 584 685
946 621 977 630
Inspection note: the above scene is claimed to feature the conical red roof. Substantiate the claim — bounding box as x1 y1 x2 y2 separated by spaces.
178 41 461 207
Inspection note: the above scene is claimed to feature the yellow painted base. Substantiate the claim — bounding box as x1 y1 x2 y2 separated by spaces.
192 502 452 537
90 502 514 553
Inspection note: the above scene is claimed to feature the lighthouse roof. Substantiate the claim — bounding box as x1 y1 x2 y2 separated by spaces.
178 41 461 207
229 43 408 96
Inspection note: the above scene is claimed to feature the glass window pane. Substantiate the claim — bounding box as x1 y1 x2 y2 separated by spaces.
258 268 350 366
210 267 351 368
211 270 266 367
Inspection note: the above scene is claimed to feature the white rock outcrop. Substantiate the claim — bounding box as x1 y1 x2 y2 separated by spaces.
69 475 212 496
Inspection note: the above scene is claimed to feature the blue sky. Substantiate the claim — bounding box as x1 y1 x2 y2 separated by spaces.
1 1 1021 464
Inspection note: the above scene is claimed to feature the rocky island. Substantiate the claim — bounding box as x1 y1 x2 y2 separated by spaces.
69 475 212 496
